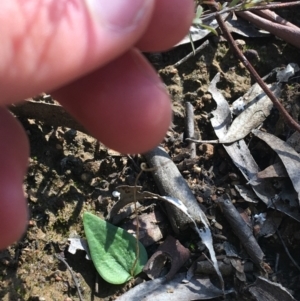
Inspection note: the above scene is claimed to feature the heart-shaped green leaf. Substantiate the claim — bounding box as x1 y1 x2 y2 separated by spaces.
83 212 148 285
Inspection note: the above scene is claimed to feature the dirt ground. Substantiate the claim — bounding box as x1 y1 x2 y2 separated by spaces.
1 8 300 301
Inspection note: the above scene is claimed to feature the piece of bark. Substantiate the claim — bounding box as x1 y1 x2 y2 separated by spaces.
144 147 209 233
10 100 87 133
217 194 266 270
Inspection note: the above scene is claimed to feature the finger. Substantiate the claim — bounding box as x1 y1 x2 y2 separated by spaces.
0 108 29 250
0 0 155 103
1 0 193 104
52 48 171 154
137 0 195 51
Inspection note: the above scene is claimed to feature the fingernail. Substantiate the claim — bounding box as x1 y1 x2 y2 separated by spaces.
86 0 152 33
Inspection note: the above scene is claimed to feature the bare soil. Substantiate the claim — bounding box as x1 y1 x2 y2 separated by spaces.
1 9 300 301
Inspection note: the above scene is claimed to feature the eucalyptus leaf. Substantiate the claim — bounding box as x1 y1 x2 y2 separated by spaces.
83 212 148 285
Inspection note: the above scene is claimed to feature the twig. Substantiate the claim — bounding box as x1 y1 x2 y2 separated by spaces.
174 40 209 67
254 9 299 29
211 3 300 133
217 195 266 270
185 102 197 158
236 10 300 49
200 1 300 23
241 1 300 12
54 253 84 301
186 138 219 144
144 147 209 233
131 163 158 276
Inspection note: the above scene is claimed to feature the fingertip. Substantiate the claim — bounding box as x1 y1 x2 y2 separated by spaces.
53 49 172 154
0 181 28 250
136 0 195 51
0 109 29 249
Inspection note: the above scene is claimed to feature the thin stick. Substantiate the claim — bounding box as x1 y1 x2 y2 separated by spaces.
241 1 300 12
186 138 219 144
54 253 84 301
174 40 209 67
211 3 300 133
200 1 300 23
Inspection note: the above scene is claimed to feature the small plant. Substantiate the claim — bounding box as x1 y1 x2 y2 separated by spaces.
83 212 148 285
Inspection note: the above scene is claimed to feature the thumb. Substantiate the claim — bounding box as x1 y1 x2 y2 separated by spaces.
0 0 155 103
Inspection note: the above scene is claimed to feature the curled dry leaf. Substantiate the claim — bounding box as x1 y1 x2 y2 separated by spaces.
209 73 276 205
249 276 297 301
115 273 233 301
143 235 190 280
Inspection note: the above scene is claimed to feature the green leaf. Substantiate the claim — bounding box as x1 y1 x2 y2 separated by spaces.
229 0 241 7
83 212 148 285
199 24 218 36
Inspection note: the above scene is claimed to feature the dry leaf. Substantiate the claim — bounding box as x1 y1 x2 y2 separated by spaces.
252 129 300 204
221 83 281 143
115 273 233 301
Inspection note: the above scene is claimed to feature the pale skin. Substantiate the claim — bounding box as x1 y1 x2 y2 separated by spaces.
0 0 194 249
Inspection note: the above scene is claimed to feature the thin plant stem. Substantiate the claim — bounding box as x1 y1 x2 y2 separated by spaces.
200 1 300 23
211 2 300 133
130 163 159 276
54 253 84 301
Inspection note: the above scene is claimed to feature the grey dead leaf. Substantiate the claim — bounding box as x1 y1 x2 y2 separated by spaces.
209 73 275 204
233 82 279 115
287 131 300 153
252 129 300 204
231 82 266 115
115 273 233 301
209 73 300 221
219 83 281 144
67 238 91 260
249 276 296 301
234 185 259 203
276 63 299 83
225 15 270 37
255 211 282 239
219 64 298 144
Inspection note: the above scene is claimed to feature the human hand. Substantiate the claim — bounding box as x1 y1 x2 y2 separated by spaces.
0 0 194 249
